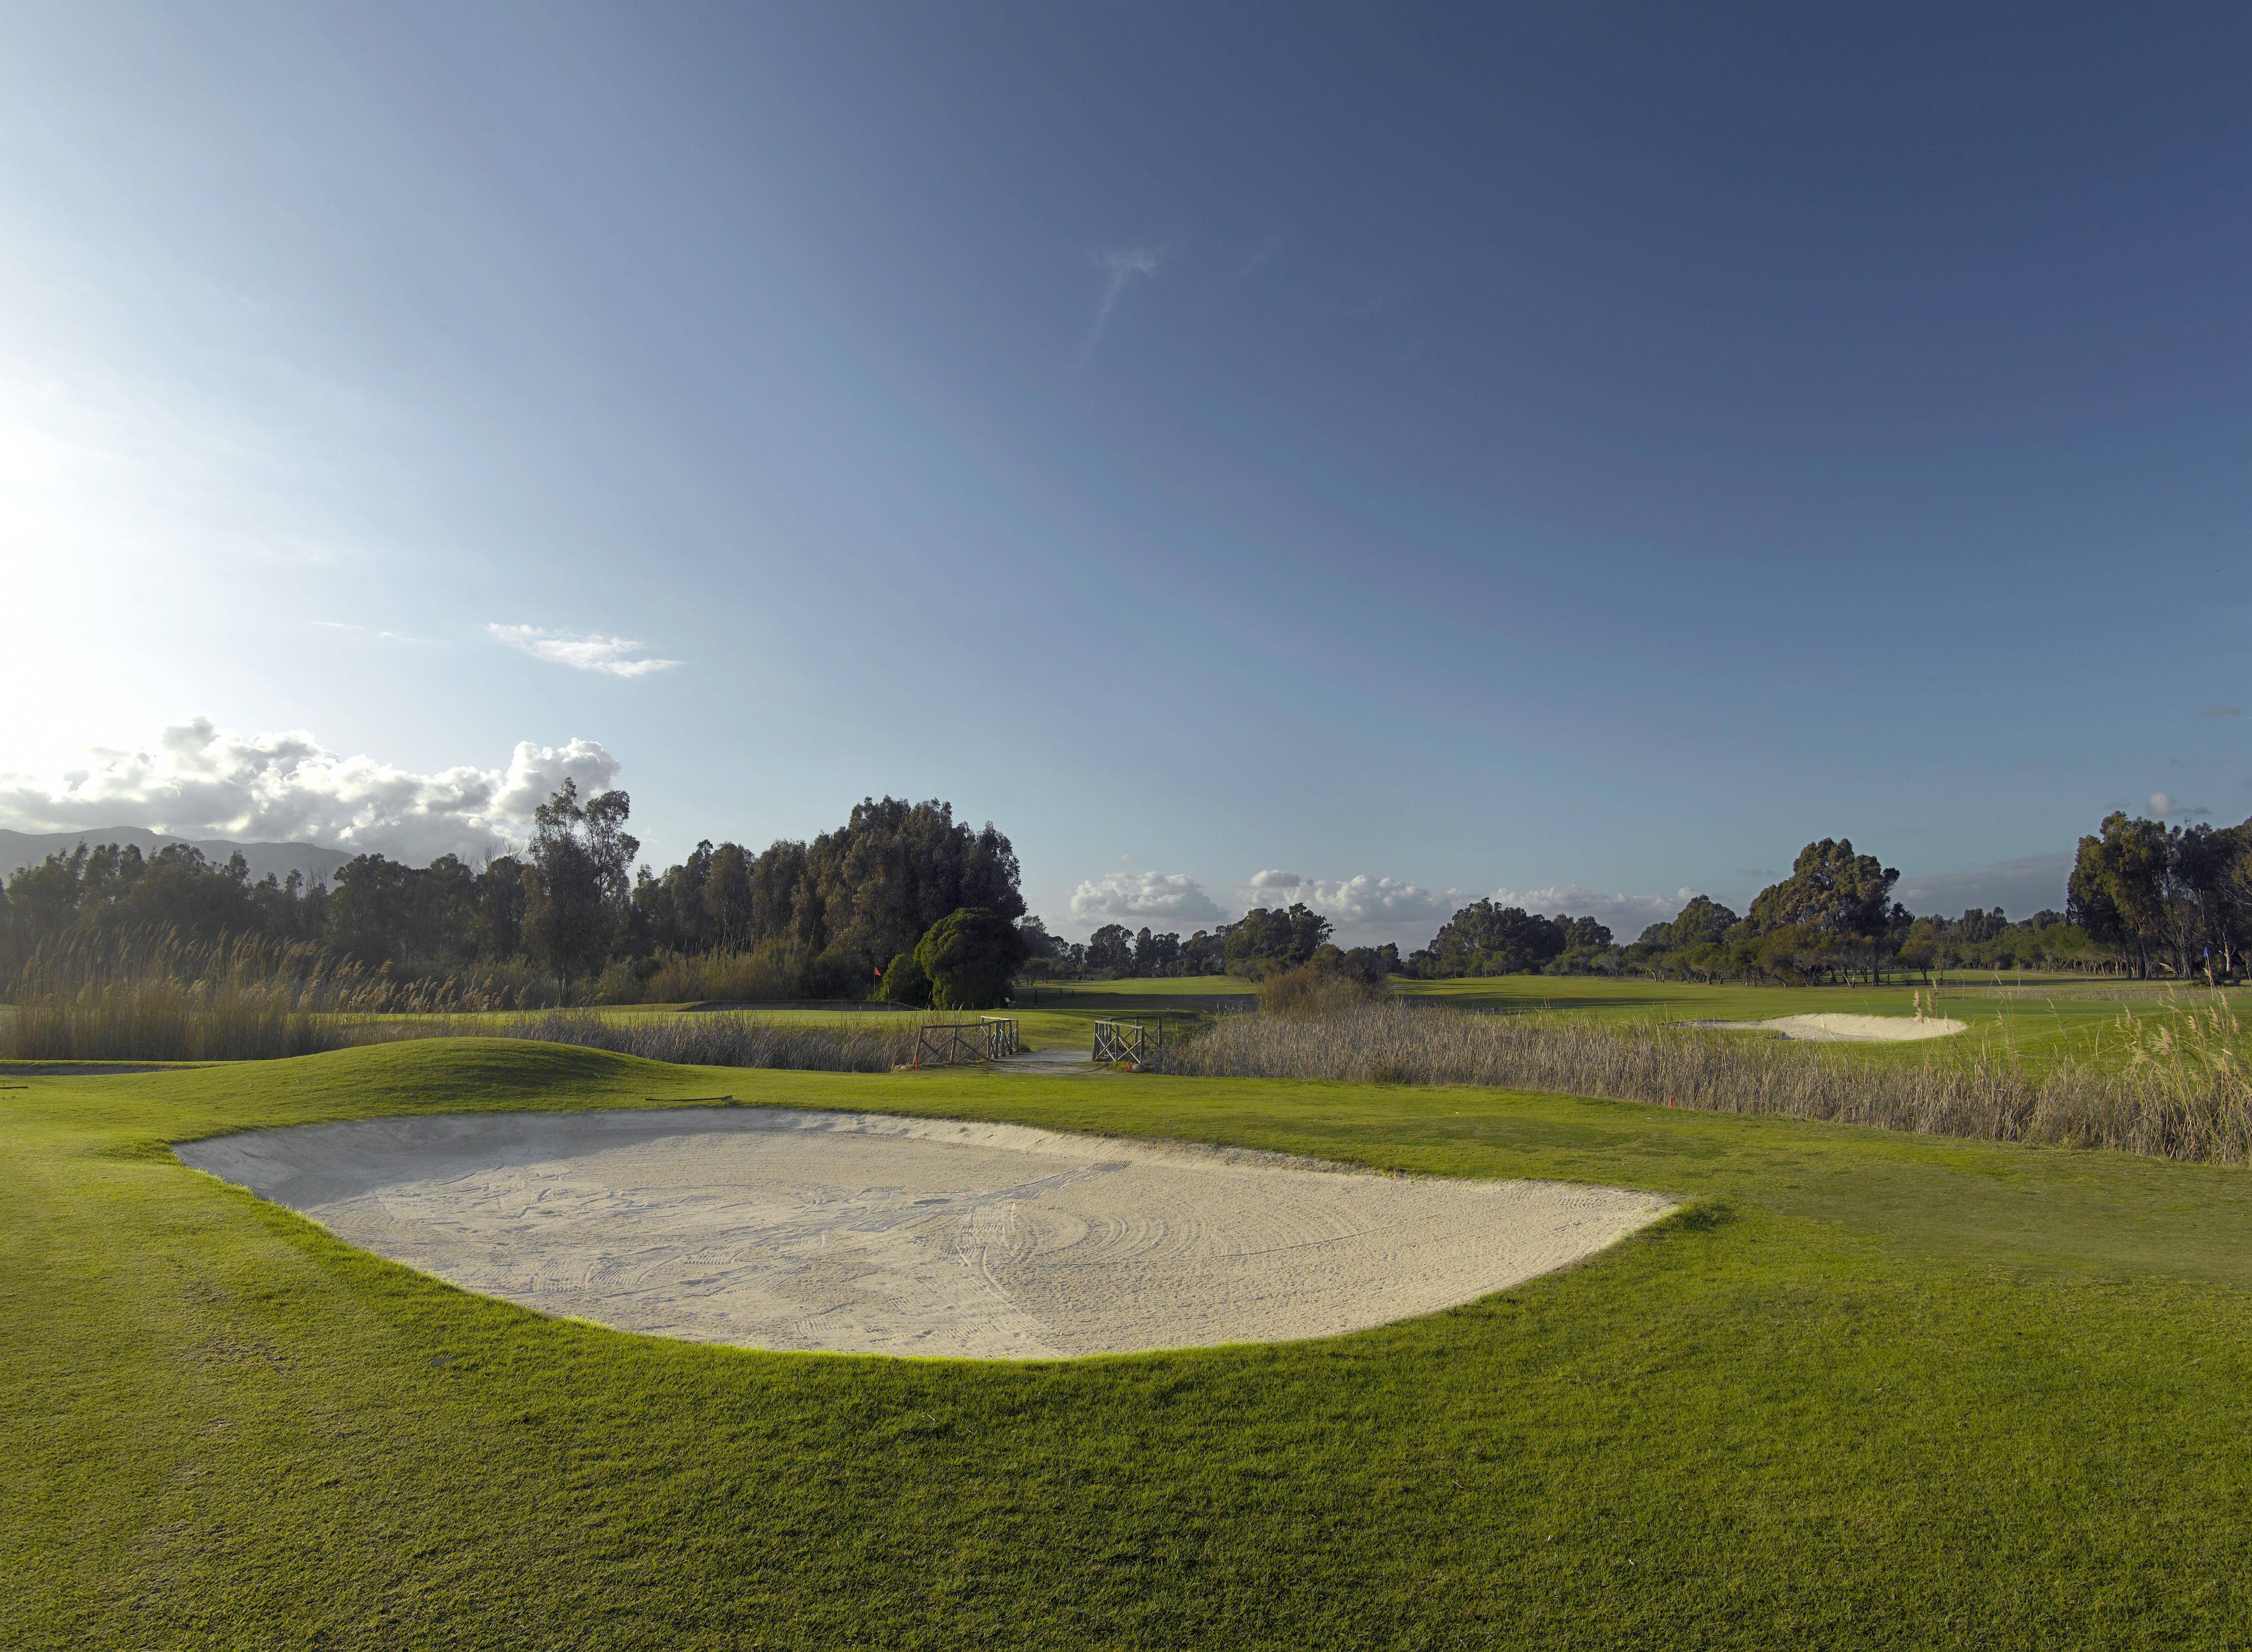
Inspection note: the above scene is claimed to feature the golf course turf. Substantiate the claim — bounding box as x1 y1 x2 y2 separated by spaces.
7 1039 2251 1647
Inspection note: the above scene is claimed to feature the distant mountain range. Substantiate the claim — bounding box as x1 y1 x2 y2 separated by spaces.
0 827 354 888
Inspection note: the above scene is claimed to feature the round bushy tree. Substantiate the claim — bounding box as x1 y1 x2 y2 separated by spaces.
877 949 931 1008
913 907 1025 1010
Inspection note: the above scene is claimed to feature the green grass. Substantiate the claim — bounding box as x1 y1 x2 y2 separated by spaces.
9 1039 2252 1646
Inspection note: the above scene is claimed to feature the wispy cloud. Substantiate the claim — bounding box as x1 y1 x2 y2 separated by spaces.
2207 705 2242 718
488 623 682 678
315 620 425 645
1078 246 1164 363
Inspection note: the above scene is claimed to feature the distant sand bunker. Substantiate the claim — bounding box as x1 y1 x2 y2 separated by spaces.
175 1108 1673 1358
1682 1013 1969 1043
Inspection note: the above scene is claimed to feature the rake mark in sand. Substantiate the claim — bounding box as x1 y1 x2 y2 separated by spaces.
175 1107 1671 1358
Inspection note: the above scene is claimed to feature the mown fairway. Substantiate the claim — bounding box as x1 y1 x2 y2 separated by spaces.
8 1040 2252 1647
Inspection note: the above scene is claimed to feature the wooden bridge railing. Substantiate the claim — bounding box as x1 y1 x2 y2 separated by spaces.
909 1017 1020 1067
1092 1016 1164 1065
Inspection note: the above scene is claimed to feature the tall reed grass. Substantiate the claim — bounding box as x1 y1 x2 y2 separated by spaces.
1 929 480 1062
484 1009 918 1073
1256 963 1387 1018
0 926 940 1071
1945 982 2244 1002
1156 999 2252 1164
622 942 827 1005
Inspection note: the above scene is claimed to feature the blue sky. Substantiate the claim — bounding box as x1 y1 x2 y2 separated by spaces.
4 4 2249 944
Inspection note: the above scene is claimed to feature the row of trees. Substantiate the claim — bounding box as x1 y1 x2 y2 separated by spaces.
628 796 1022 982
1606 840 2104 985
1023 904 1401 985
14 800 2238 1001
0 789 1030 1003
1405 903 1615 977
1039 820 2252 989
1406 818 2252 987
2067 812 2252 980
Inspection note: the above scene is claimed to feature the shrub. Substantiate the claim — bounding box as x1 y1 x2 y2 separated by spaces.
1256 962 1386 1018
878 950 932 1008
590 959 647 1004
633 941 821 1005
915 908 1024 1010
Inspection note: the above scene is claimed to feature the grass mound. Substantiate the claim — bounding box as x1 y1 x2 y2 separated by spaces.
136 1039 723 1138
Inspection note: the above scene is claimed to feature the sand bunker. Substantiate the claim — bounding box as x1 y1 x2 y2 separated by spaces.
1681 1013 1968 1043
175 1107 1672 1358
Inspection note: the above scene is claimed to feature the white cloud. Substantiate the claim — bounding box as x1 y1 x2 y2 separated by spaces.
2144 791 2210 818
1069 869 1222 926
1317 876 1461 924
1234 870 1706 946
488 623 682 678
1242 871 1460 928
1489 884 1703 940
0 717 621 863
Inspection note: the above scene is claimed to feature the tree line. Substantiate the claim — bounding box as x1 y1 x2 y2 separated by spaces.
10 799 2234 1001
995 826 2176 990
1399 814 2252 986
0 788 1029 1005
1400 840 2061 986
1022 906 1400 984
2064 811 2252 980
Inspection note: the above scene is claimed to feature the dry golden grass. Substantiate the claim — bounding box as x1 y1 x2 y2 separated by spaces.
486 1008 918 1072
1 929 479 1062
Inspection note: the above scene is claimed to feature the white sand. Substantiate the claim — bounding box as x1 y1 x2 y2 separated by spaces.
1683 1013 1968 1042
175 1107 1672 1359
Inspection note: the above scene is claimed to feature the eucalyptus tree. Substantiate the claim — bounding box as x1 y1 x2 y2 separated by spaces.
2068 813 2181 979
524 779 639 989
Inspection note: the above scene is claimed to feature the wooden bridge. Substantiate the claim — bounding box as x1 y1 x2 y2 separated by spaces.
908 1017 1020 1067
1092 1016 1165 1065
